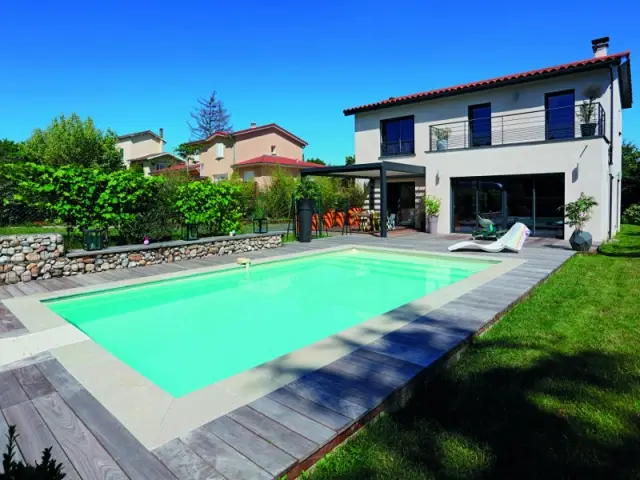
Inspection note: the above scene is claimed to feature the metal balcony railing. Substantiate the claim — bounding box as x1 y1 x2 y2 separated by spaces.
428 103 606 152
380 140 415 157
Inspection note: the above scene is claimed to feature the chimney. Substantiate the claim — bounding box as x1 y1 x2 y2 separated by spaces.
591 37 609 58
159 128 164 138
250 122 257 129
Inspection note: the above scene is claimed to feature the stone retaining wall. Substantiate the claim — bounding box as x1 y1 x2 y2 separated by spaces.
0 233 282 285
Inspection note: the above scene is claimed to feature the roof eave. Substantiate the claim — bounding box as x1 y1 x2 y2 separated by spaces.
344 56 627 116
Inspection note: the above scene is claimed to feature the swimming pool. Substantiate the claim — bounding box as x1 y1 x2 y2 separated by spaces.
45 249 493 397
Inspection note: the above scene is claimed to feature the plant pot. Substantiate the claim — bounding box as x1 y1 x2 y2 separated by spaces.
436 139 449 151
296 198 315 243
569 230 592 252
580 123 596 137
427 215 439 234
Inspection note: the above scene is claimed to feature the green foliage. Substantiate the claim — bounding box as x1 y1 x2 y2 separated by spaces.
577 100 596 124
305 158 326 165
230 172 257 218
23 113 122 171
174 142 201 161
424 195 442 216
622 140 640 211
315 177 340 210
295 176 321 201
263 166 296 219
338 183 368 208
345 155 355 166
434 127 451 141
2 424 66 479
175 180 242 234
622 204 640 225
0 139 28 162
559 192 598 230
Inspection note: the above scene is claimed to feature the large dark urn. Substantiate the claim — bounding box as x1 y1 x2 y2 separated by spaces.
297 198 315 243
569 230 592 252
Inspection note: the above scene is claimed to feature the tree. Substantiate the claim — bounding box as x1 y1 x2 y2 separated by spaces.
345 155 355 165
23 113 122 171
0 139 26 161
305 158 326 165
187 91 232 140
622 140 640 210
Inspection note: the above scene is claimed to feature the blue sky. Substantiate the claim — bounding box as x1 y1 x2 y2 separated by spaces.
1 0 638 165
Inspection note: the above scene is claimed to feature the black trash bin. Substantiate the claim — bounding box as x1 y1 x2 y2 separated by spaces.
297 199 315 243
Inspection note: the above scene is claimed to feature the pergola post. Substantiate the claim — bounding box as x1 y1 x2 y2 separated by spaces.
380 164 387 238
369 179 375 210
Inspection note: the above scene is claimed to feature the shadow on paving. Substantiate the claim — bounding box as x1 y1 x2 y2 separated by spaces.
302 339 640 480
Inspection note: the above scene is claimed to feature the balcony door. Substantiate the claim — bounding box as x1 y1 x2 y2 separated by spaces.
380 116 415 156
468 103 492 147
545 90 575 140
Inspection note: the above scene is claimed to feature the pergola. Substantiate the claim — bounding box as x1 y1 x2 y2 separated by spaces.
301 161 425 238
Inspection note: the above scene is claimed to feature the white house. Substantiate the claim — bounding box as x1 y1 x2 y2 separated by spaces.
342 37 632 242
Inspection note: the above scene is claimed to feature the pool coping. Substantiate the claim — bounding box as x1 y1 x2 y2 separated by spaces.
1 245 524 450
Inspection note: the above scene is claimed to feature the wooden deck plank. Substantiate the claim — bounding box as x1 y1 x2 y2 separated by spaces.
321 358 407 389
2 401 81 479
32 393 127 480
227 406 319 460
181 427 272 480
37 359 176 479
3 285 25 297
249 397 335 445
0 371 29 408
282 382 368 420
340 351 421 382
0 287 13 300
12 365 56 400
154 438 224 480
266 388 352 431
206 416 296 476
0 409 25 469
13 282 40 296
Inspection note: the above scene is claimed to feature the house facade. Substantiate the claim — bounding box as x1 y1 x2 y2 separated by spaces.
183 123 315 185
116 129 182 175
345 38 632 242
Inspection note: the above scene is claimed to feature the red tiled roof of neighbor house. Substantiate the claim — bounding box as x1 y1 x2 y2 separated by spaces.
150 163 201 176
184 124 308 147
233 155 326 169
344 51 631 115
128 152 182 163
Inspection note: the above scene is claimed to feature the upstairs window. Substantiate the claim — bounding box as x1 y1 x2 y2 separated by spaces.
468 103 492 147
380 116 414 156
545 90 575 140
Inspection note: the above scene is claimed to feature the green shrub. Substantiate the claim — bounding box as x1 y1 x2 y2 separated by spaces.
175 179 242 234
338 183 368 209
2 424 67 479
622 204 640 225
263 166 296 219
424 195 441 216
295 177 321 201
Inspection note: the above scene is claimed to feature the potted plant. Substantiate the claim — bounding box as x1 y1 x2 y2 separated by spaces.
578 86 601 137
434 127 451 151
295 177 320 242
424 195 441 234
558 192 598 251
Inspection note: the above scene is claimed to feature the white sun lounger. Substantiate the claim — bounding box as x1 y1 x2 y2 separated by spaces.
448 222 531 253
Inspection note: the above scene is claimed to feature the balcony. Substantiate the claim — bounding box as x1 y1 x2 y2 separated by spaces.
428 103 606 152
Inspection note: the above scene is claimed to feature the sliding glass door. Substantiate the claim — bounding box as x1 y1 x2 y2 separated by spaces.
451 174 564 237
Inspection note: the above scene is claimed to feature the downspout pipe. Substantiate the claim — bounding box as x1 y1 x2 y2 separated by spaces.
608 66 615 240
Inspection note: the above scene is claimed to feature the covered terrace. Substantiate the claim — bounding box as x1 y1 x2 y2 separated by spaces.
301 161 426 238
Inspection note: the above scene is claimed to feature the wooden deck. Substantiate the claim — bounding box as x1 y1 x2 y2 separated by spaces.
0 233 575 479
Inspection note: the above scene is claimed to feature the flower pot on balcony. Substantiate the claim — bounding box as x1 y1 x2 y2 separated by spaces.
436 139 448 151
580 123 597 137
569 230 592 252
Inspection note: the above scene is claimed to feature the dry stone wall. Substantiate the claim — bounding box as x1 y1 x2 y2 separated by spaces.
0 233 282 285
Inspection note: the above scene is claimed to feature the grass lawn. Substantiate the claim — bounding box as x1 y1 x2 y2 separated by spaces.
0 225 67 235
307 225 640 479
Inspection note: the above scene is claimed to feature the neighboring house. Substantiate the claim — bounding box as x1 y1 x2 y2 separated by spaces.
344 37 632 242
117 129 183 176
178 123 317 185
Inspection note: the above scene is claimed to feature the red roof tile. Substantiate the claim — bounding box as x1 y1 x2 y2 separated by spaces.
184 123 308 147
150 163 201 176
344 52 630 115
233 155 325 168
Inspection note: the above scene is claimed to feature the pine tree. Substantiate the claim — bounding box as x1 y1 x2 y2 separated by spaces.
187 91 232 140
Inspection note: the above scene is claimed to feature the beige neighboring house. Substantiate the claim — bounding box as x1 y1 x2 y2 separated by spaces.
178 123 320 186
116 129 183 176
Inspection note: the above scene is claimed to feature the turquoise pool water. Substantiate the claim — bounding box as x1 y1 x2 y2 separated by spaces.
45 249 492 397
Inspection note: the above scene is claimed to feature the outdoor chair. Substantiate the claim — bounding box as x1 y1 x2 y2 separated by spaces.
472 214 506 240
448 222 530 253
